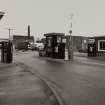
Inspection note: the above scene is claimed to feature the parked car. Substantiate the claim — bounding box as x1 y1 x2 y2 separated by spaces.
28 43 37 51
35 42 44 50
38 47 46 57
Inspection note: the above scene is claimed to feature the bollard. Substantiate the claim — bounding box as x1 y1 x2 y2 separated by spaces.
65 49 69 61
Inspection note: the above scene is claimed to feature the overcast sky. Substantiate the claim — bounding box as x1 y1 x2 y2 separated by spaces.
0 0 105 38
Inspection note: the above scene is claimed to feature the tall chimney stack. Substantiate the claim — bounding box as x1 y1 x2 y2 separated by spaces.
28 25 30 37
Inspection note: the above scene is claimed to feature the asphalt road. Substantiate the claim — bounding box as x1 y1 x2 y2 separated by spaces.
0 61 61 105
14 51 105 105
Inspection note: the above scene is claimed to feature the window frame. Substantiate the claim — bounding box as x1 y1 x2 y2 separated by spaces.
98 40 105 51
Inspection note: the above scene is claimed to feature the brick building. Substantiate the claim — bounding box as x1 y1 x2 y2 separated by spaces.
12 35 34 49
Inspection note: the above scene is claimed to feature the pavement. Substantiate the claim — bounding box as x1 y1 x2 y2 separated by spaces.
14 50 105 62
0 62 60 105
37 53 105 67
73 52 105 66
74 52 105 61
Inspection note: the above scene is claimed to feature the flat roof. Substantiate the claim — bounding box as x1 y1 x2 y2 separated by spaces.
44 32 65 37
0 39 8 42
88 35 105 38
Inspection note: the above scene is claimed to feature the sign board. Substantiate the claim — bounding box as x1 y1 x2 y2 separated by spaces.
88 39 95 44
62 38 66 43
57 37 61 43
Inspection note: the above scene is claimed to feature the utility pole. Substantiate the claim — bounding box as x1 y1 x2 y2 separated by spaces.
5 28 15 40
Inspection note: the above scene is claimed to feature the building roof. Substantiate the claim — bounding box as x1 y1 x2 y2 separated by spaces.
13 35 34 40
0 38 8 42
13 35 34 43
44 32 65 37
13 35 34 38
88 35 105 38
0 11 5 20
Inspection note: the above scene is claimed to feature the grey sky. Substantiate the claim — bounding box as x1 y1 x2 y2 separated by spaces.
0 0 105 38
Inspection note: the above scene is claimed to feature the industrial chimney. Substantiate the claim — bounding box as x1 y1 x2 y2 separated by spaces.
28 25 30 37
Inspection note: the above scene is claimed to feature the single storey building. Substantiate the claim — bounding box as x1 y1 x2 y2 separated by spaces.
12 35 34 50
88 35 105 56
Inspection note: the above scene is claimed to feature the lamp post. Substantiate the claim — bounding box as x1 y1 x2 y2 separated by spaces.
64 13 74 61
69 13 74 60
65 13 74 61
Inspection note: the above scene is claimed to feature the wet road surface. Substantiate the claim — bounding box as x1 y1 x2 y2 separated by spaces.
0 63 60 105
14 51 105 105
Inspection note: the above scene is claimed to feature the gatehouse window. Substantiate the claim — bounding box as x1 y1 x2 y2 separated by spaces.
98 40 105 51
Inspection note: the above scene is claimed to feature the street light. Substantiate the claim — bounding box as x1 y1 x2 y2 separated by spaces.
65 14 74 61
69 13 74 60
